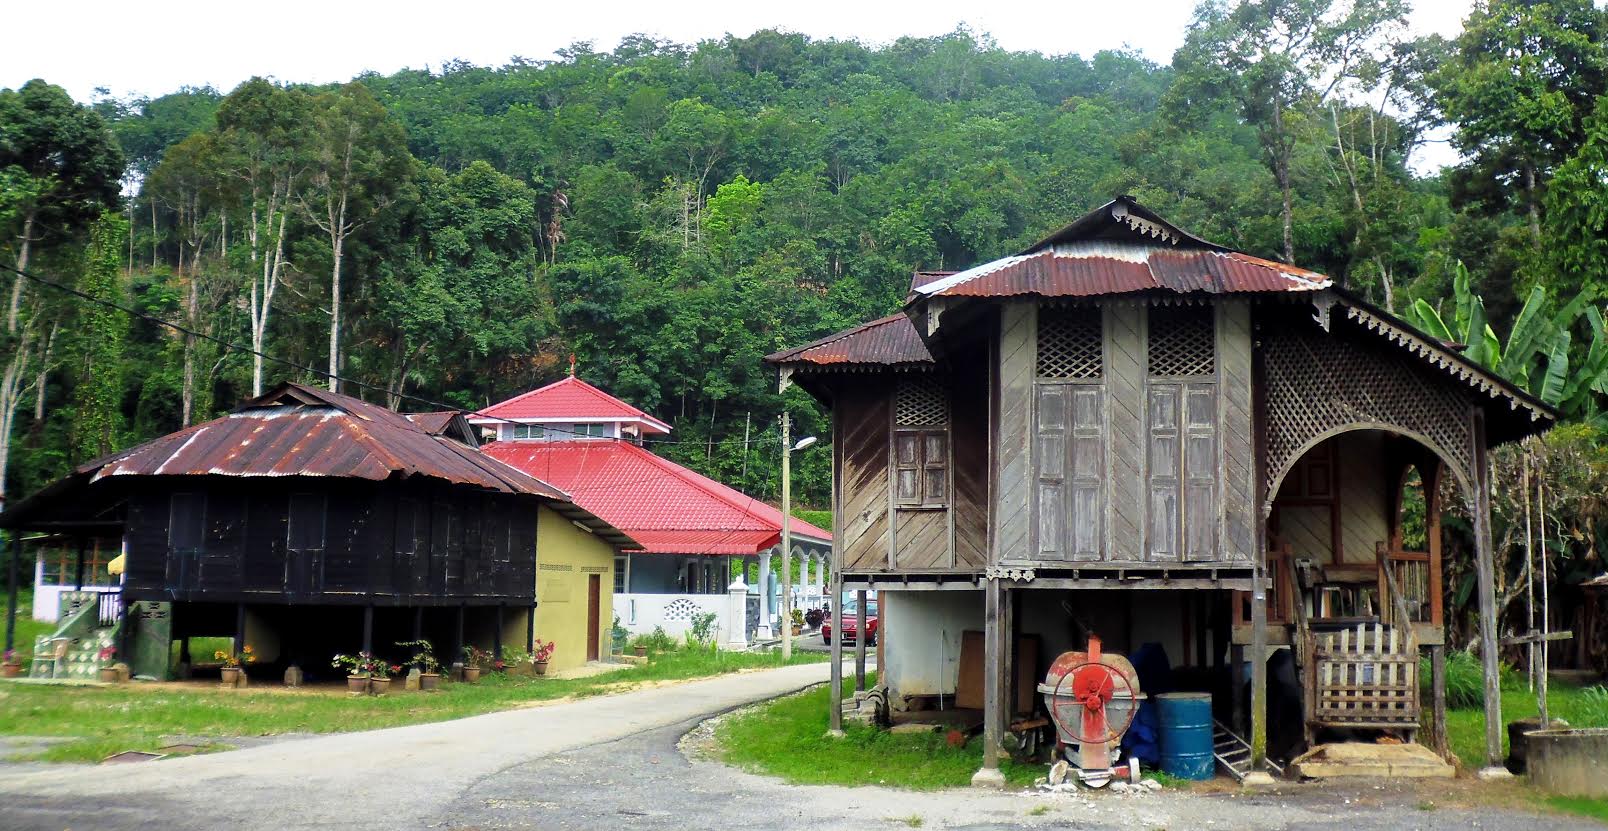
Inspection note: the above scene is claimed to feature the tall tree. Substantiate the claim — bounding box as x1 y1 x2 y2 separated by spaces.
1171 0 1410 263
301 83 410 392
0 80 122 509
72 214 128 460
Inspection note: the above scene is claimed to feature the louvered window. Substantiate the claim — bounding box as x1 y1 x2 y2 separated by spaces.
1146 304 1218 562
894 376 948 508
1038 307 1103 379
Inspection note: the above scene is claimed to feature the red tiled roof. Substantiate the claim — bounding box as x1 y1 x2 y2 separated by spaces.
472 376 671 434
482 439 831 555
765 313 934 367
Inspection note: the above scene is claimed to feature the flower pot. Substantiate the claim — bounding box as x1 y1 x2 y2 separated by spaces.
220 666 243 687
369 677 391 695
1 661 22 678
98 667 120 684
463 667 482 683
533 660 549 677
420 672 441 691
633 645 648 658
792 625 803 636
347 674 371 694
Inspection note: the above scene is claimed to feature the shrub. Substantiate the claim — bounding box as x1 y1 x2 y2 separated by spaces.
689 611 719 646
630 626 677 654
611 614 629 653
1423 649 1522 709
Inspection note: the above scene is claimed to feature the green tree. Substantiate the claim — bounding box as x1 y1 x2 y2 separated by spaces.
72 214 128 460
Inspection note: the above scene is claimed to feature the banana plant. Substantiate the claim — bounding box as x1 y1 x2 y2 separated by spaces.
1405 261 1601 414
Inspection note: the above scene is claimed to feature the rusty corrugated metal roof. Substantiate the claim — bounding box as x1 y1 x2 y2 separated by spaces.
87 383 570 498
915 242 1328 298
910 270 957 293
765 313 934 367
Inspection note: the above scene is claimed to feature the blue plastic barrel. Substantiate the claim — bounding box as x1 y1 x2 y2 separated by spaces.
1156 692 1215 780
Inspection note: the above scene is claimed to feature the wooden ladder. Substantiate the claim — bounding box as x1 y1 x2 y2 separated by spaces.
1213 720 1284 781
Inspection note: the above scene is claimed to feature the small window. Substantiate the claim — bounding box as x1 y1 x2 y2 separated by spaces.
1147 305 1215 377
894 377 949 508
511 424 545 440
614 555 627 593
169 493 207 553
288 493 326 551
575 423 610 438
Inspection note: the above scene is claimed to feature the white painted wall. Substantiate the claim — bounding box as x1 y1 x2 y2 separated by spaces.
619 592 737 643
31 561 118 623
881 590 983 706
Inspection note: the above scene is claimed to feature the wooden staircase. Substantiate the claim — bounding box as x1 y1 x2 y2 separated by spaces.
1213 720 1284 781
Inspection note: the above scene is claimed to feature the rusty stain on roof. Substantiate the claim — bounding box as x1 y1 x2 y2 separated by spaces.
915 243 1328 298
765 313 934 367
87 383 569 499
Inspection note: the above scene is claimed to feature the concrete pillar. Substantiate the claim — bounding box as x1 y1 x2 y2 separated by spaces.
756 547 773 640
726 577 749 650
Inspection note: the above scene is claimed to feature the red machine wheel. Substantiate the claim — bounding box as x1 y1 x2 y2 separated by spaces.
1050 660 1139 747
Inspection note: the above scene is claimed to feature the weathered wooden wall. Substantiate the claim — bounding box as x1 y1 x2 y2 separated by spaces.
123 479 538 605
1104 305 1146 561
836 380 894 571
1216 300 1256 563
951 346 990 569
994 303 1035 564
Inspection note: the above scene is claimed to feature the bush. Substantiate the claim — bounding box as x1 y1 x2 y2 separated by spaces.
1424 649 1522 709
629 626 676 654
688 611 719 646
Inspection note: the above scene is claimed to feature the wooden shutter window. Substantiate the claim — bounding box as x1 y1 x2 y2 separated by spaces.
1145 304 1219 562
894 376 949 508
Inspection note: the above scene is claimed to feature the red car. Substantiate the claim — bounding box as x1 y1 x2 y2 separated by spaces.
822 596 878 646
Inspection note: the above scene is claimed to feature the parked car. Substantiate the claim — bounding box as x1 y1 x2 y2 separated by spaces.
821 596 878 645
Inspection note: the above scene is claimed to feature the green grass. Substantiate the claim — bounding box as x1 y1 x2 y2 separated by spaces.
0 645 827 762
717 672 1040 790
1445 680 1608 823
3 592 56 662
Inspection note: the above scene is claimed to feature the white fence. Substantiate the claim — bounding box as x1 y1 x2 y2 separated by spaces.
619 593 738 643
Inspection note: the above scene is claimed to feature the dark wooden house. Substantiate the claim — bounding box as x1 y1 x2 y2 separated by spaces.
767 197 1553 782
0 383 631 681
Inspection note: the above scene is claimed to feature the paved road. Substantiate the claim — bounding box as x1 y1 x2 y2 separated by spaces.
0 663 1597 830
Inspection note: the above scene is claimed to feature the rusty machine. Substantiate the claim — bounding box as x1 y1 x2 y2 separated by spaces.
1038 634 1146 787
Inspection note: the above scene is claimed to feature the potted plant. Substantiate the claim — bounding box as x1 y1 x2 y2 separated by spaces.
531 639 555 676
611 614 628 656
332 652 375 694
500 646 532 676
0 649 21 678
96 646 119 683
462 646 490 682
632 641 648 658
368 661 400 695
790 608 805 636
398 640 442 691
215 644 256 687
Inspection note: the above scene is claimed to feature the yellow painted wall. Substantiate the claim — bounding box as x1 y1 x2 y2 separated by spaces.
515 505 616 672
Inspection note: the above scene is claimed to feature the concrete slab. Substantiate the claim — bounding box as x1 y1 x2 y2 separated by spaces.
1291 742 1455 779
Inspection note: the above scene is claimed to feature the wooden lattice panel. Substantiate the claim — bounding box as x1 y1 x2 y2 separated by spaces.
1262 318 1472 498
1308 623 1420 727
1147 306 1215 376
1037 308 1103 378
895 375 948 427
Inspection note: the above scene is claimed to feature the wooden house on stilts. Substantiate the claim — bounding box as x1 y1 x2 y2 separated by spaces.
767 197 1554 783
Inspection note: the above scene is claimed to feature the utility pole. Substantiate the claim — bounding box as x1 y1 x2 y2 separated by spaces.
781 411 793 662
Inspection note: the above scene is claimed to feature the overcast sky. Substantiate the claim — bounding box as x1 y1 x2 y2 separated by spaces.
10 0 1476 169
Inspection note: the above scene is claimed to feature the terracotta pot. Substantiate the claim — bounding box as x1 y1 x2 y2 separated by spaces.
98 667 120 684
0 661 22 678
220 666 243 687
420 672 441 691
463 667 482 682
633 645 648 657
369 677 391 695
533 660 549 677
347 674 370 694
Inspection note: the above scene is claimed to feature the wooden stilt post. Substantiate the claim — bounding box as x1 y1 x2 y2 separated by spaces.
1250 571 1269 770
362 605 374 655
1469 411 1506 773
1428 644 1449 758
526 602 536 653
454 604 465 667
4 533 19 653
854 589 867 692
1230 643 1245 736
828 573 845 736
973 577 1005 787
74 537 87 591
493 604 503 661
234 602 247 655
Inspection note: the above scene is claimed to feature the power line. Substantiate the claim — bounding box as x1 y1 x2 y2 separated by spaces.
2 259 797 449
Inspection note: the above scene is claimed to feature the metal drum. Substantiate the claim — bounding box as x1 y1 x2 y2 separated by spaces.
1156 692 1215 780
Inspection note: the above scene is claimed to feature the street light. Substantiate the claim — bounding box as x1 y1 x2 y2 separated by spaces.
780 413 817 661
